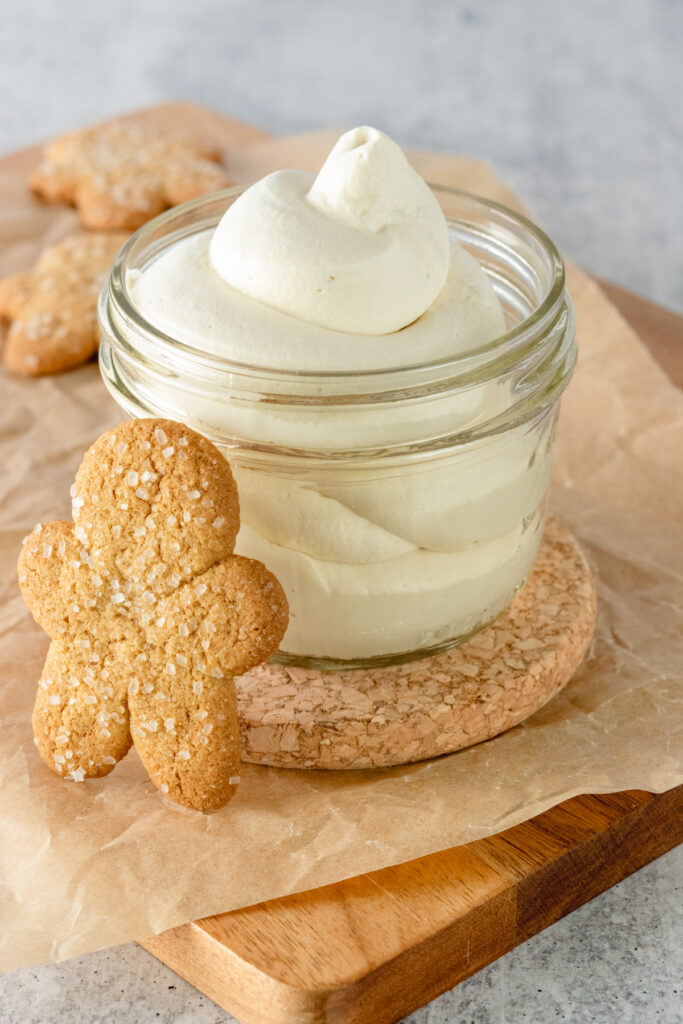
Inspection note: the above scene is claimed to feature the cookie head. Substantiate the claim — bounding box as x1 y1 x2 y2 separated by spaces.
73 419 241 600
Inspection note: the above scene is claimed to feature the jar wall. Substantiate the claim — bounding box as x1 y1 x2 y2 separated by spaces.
99 186 575 669
225 405 556 666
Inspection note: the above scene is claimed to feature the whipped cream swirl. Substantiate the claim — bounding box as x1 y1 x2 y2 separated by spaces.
127 128 552 661
209 126 450 336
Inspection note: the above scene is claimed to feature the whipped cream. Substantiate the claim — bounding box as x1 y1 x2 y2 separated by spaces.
209 127 450 336
130 227 504 377
237 510 545 660
129 127 550 662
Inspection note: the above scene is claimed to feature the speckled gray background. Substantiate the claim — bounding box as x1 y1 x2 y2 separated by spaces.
1 1 681 1021
2 0 683 311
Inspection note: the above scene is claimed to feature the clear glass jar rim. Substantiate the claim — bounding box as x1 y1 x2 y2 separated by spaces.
104 184 567 384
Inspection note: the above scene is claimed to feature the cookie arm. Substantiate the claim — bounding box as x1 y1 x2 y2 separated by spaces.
18 521 77 637
150 556 288 678
29 157 78 204
217 555 289 674
0 271 37 319
163 162 232 207
33 642 132 781
163 556 289 677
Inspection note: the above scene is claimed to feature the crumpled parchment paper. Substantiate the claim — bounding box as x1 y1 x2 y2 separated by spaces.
0 121 680 972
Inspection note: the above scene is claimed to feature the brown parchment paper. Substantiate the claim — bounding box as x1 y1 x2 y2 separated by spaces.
0 124 681 973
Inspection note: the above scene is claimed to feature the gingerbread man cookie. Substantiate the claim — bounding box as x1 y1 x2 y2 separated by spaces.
17 419 288 811
0 232 128 376
30 121 232 230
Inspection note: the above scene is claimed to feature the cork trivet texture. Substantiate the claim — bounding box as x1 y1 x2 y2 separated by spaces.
236 517 596 770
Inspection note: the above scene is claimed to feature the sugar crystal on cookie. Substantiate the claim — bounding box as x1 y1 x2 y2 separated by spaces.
17 418 288 811
30 122 231 231
0 232 129 376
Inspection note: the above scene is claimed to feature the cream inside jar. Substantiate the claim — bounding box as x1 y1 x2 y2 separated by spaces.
100 127 576 667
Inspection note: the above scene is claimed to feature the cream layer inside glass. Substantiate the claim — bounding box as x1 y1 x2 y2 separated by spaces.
129 127 552 660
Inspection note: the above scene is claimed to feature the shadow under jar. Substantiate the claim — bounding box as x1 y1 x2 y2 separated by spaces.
99 186 576 670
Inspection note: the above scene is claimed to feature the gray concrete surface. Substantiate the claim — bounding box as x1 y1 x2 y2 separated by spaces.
2 0 682 312
0 1 681 1021
1 845 680 1024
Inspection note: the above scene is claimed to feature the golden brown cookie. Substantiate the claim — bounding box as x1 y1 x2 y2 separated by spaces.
17 419 289 811
30 121 232 230
0 232 128 376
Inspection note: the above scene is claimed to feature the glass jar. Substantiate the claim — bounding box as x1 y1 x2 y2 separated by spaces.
98 186 576 669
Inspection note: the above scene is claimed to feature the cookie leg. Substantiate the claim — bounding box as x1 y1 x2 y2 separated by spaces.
129 663 241 812
74 178 165 232
4 313 98 377
29 165 77 204
33 642 132 781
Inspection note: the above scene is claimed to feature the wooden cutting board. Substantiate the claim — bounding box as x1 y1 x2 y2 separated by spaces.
3 103 682 1024
143 788 682 1024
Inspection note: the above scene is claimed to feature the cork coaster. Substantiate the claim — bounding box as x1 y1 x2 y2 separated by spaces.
236 517 596 770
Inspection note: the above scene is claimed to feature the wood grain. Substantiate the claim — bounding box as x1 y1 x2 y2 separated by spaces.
143 787 683 1024
597 279 683 390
